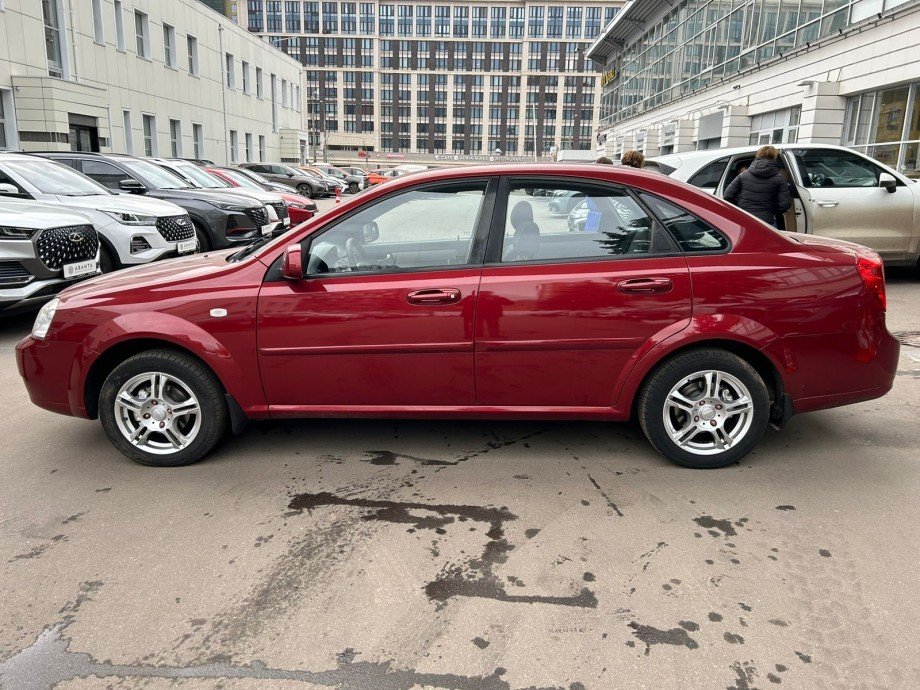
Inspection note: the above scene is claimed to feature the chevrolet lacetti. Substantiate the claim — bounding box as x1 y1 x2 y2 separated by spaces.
16 165 899 469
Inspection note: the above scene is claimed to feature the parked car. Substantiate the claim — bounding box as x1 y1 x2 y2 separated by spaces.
299 166 347 195
35 152 272 252
306 165 365 194
237 163 329 198
365 169 402 186
336 166 370 178
567 199 590 232
223 166 299 195
0 153 195 272
648 143 920 266
547 189 585 215
206 167 317 225
152 159 291 235
16 164 898 469
0 201 100 313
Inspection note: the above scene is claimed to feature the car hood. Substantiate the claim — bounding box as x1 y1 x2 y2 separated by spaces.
56 194 186 216
0 201 93 228
208 188 283 204
59 249 239 303
155 188 261 207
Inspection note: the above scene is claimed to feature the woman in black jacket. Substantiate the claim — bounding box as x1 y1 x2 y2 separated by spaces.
723 146 792 227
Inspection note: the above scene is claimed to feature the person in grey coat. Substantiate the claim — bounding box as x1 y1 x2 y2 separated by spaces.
723 145 792 227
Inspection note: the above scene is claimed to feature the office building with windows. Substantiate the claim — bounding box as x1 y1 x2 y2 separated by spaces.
241 1 620 159
589 0 920 175
0 0 307 165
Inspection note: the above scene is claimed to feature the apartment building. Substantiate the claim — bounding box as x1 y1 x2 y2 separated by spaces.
240 1 621 159
0 0 308 165
589 0 920 176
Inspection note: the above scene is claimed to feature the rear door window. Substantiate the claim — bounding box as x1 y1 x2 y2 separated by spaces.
80 160 131 191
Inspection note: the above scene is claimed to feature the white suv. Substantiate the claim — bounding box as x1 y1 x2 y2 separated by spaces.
0 200 100 313
0 153 196 272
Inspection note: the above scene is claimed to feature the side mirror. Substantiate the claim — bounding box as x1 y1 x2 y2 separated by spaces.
286 172 294 177
281 243 304 280
0 182 19 195
362 221 379 243
118 178 146 193
879 172 897 193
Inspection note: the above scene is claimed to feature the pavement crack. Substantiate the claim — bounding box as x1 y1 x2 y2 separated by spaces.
586 474 624 517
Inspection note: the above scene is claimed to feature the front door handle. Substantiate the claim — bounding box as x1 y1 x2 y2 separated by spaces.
616 277 673 294
813 200 840 207
406 288 461 305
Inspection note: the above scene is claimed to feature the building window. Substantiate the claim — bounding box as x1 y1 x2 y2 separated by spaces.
271 74 278 131
0 91 15 150
258 134 266 161
749 107 801 146
43 0 65 77
142 114 156 156
266 0 282 32
844 83 920 174
285 0 301 32
193 123 204 159
169 119 182 157
91 0 104 43
163 24 176 68
248 0 264 31
229 130 238 163
122 110 133 154
242 61 250 93
187 35 199 75
225 54 235 89
245 132 253 161
113 0 125 51
256 67 264 98
134 10 150 58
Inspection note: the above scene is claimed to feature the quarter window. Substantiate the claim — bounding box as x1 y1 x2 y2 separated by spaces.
307 183 487 274
500 183 655 263
639 193 729 253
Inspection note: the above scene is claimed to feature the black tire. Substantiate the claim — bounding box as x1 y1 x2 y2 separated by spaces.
638 349 770 469
348 182 360 194
98 350 227 467
193 222 211 252
297 184 314 198
99 244 118 273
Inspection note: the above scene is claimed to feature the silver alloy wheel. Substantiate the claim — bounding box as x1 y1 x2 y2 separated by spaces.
113 372 202 456
662 369 755 456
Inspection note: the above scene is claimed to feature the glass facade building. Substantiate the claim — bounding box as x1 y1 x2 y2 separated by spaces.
243 0 613 155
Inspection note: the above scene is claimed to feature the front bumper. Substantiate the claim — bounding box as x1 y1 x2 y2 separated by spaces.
1 278 70 313
16 335 89 418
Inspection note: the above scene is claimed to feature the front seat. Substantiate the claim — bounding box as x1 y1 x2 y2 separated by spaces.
505 201 540 261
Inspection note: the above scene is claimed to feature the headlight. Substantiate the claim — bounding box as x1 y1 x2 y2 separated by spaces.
285 201 307 209
100 210 157 226
208 200 251 212
32 297 60 340
0 226 34 239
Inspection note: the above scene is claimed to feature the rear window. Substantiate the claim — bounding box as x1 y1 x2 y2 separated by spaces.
639 193 730 253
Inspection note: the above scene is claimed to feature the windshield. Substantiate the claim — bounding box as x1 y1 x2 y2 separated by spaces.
218 169 263 190
174 164 228 189
236 168 271 185
122 160 192 189
2 159 110 196
325 169 346 179
276 165 302 177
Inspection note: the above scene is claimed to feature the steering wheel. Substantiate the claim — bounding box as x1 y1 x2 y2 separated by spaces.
345 237 369 269
810 173 825 187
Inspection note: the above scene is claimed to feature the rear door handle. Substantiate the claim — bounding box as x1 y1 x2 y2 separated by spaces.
406 288 461 305
813 200 840 207
616 278 673 294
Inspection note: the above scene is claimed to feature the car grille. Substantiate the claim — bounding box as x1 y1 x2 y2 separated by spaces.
244 207 269 228
155 215 195 242
0 261 33 287
269 202 289 221
36 225 99 271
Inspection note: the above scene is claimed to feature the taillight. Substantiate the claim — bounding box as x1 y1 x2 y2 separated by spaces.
857 254 886 311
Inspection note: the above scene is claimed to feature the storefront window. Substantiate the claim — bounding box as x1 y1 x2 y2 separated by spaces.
844 82 920 177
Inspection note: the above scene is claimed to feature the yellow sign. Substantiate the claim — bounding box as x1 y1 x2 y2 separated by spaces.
601 68 617 86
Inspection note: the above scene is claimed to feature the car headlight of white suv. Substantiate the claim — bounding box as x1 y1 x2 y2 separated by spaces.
100 210 157 226
32 297 60 340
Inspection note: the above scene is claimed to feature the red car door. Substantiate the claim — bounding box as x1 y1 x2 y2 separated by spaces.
475 178 693 409
257 179 494 410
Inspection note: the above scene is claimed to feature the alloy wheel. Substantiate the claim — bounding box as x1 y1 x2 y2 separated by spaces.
113 372 202 455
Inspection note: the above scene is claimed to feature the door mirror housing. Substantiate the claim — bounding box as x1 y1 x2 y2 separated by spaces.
0 183 19 195
362 221 379 243
281 243 304 280
118 178 146 193
879 172 897 193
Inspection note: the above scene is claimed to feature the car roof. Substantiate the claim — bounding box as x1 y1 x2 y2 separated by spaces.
648 143 856 171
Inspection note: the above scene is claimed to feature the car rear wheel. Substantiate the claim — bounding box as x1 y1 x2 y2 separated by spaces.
638 349 770 469
297 184 314 198
348 182 360 194
99 350 227 467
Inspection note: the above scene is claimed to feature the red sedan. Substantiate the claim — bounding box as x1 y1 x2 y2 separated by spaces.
205 167 317 224
16 165 898 468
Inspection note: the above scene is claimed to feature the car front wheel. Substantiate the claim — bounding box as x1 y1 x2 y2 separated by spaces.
99 350 227 466
638 349 770 469
297 184 314 198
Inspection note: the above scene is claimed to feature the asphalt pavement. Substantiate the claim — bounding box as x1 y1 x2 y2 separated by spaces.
1 259 919 689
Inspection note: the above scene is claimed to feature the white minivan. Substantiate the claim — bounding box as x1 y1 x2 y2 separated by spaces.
648 143 920 266
0 153 196 272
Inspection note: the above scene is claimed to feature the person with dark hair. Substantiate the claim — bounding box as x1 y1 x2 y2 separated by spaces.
621 150 645 168
595 156 614 165
723 145 792 227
